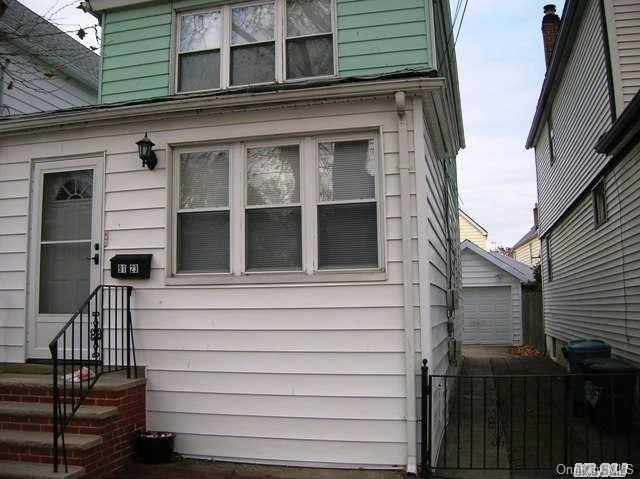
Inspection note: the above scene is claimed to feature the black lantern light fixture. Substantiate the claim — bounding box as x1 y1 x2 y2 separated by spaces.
136 133 158 170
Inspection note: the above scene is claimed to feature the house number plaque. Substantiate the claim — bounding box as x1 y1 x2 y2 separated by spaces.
110 254 152 279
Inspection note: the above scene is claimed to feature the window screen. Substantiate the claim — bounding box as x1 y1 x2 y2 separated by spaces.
178 10 222 92
286 0 333 79
231 3 275 85
317 139 378 269
246 145 302 271
177 150 230 272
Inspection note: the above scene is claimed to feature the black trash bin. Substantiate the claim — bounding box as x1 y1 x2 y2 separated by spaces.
583 358 638 433
562 339 611 415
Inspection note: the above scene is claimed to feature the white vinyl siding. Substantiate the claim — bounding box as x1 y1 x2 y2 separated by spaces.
461 250 523 346
415 96 463 466
534 0 613 236
541 141 640 365
0 41 96 116
0 156 29 361
0 97 424 468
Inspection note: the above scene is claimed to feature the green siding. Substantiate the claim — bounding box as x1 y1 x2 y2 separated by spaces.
100 0 433 104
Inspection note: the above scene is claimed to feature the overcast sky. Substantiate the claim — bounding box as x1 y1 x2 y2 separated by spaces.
18 0 565 248
455 0 565 248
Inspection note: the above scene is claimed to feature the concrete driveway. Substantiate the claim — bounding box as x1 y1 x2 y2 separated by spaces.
432 346 639 479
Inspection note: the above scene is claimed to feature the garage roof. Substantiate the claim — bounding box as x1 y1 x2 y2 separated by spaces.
461 240 534 283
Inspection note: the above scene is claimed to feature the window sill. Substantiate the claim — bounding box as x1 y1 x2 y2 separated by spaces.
165 269 387 286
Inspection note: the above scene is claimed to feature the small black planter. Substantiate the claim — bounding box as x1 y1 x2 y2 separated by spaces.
135 431 175 464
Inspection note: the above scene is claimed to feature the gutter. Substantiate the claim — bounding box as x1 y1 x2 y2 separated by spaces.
525 0 585 148
395 91 418 475
0 76 447 137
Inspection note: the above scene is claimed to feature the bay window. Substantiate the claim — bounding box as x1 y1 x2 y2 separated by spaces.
170 133 380 283
175 0 335 93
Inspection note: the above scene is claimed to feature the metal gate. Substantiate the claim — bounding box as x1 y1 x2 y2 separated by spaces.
421 361 639 477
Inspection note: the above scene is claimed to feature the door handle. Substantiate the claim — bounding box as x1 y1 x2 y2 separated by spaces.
86 253 99 265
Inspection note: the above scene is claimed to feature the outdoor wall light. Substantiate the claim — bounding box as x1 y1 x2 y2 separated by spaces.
136 133 158 170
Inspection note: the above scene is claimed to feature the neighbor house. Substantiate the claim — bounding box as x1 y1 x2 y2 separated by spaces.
459 209 488 250
512 203 540 267
0 0 464 474
526 1 640 365
0 0 99 115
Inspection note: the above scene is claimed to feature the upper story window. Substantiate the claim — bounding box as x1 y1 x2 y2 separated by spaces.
286 0 334 79
176 0 335 93
592 179 607 228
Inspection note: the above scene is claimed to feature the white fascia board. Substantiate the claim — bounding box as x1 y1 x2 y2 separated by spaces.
0 77 446 137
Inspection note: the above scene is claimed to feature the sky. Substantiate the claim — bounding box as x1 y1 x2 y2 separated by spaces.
17 0 565 248
455 0 565 248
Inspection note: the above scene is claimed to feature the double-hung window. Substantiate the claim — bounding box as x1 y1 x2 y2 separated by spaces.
171 133 380 282
177 9 222 92
245 144 302 271
231 2 276 86
176 149 230 273
175 0 335 93
317 138 378 269
285 0 334 79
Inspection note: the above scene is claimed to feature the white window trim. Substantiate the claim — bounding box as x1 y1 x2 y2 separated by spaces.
165 131 386 286
172 0 337 95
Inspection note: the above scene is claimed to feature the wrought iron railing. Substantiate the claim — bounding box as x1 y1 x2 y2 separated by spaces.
48 285 136 473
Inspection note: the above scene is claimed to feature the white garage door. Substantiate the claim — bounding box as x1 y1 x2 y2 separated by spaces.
463 286 512 345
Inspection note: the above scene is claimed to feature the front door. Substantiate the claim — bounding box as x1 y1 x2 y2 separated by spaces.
28 157 103 359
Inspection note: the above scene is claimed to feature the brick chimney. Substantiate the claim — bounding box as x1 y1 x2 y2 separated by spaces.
542 4 561 68
533 203 540 229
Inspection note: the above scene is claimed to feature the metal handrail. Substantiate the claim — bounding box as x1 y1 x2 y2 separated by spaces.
48 285 136 473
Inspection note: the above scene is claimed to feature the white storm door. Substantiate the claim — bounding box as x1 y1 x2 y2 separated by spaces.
28 157 103 359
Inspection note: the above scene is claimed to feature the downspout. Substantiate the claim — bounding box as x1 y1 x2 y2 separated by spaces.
396 91 417 475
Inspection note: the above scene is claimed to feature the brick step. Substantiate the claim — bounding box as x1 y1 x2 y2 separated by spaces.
0 370 146 476
0 401 119 433
0 372 146 405
0 460 84 478
0 429 103 475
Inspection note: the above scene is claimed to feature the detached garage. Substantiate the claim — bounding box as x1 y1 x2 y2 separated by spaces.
460 240 534 345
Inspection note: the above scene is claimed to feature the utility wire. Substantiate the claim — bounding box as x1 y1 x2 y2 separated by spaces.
454 0 470 45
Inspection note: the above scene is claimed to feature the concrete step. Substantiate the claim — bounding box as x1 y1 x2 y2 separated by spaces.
0 401 118 420
0 430 102 451
0 460 84 479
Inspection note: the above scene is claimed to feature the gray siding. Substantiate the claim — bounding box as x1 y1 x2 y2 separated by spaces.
534 0 613 236
0 41 96 116
541 141 640 365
